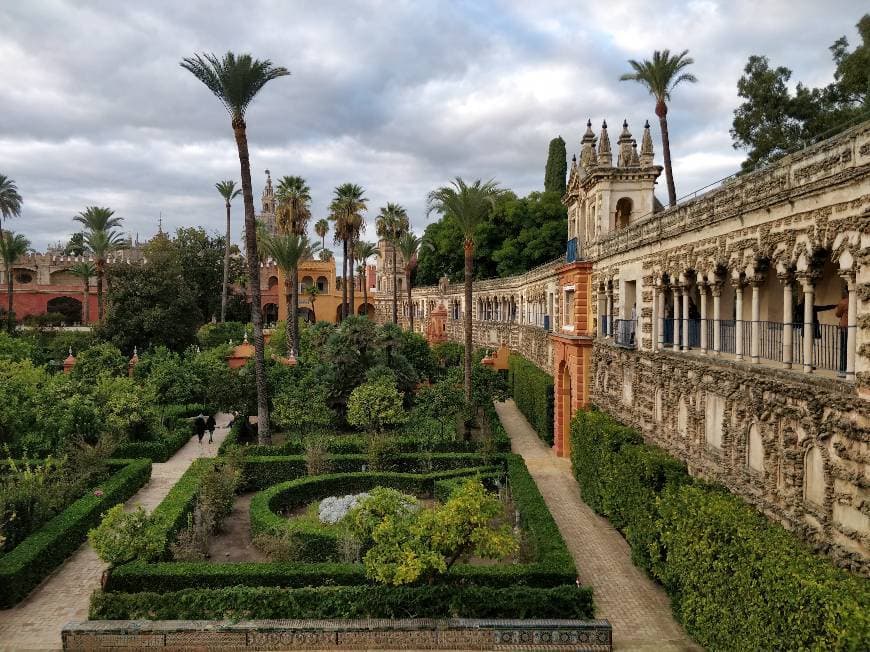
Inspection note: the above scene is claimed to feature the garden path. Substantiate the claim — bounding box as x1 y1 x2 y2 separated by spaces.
495 400 699 652
0 414 231 651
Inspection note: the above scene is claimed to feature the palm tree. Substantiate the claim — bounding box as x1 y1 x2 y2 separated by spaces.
181 51 289 444
74 206 125 322
0 175 23 243
215 180 241 323
260 232 321 355
329 183 367 319
275 175 312 236
396 233 432 333
0 231 30 333
346 211 365 312
354 241 379 317
427 178 503 404
304 285 320 320
319 249 333 262
620 49 697 207
314 218 329 249
375 203 409 324
68 260 96 324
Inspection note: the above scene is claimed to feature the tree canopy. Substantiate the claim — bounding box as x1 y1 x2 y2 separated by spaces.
544 136 567 195
731 14 869 171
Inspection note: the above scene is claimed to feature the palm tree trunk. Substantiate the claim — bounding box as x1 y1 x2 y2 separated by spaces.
463 239 473 407
341 239 348 320
407 269 413 333
82 284 89 324
391 244 398 324
233 117 270 444
348 243 356 316
221 201 231 322
96 261 104 322
290 268 300 355
658 111 677 207
362 274 368 318
6 271 13 334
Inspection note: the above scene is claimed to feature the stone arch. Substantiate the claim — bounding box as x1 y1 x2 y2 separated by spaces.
267 275 279 290
301 275 314 290
46 296 82 324
263 303 279 324
316 276 329 292
615 197 633 230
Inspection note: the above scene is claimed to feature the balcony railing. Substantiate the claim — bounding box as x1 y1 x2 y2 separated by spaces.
614 319 637 348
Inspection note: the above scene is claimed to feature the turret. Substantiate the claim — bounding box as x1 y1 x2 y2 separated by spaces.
597 120 612 167
579 119 598 169
640 120 655 166
617 120 634 167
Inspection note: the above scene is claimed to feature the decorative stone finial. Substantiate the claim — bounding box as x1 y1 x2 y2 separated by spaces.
617 119 634 167
597 120 612 167
630 140 640 166
640 119 654 165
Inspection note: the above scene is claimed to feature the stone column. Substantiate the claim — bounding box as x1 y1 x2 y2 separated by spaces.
606 288 613 337
656 284 665 351
699 283 708 353
711 283 722 356
734 281 745 361
750 278 762 364
780 273 794 369
800 276 815 373
841 272 857 381
681 286 690 351
672 289 681 352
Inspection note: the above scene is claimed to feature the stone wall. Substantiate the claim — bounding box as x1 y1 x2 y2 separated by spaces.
63 619 613 650
592 340 869 574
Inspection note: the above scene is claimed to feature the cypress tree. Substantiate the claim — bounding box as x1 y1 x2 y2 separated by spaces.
544 136 567 195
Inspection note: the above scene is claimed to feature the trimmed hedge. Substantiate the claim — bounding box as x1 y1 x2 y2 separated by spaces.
148 458 213 555
507 354 553 444
0 458 152 607
106 454 577 594
114 403 214 462
91 584 594 620
571 408 870 651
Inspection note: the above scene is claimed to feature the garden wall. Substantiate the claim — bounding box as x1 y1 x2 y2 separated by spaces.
570 408 870 651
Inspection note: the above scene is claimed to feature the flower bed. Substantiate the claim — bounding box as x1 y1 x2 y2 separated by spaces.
98 453 583 619
0 458 152 607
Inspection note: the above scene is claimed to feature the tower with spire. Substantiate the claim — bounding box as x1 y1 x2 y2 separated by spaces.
257 169 278 236
564 118 662 249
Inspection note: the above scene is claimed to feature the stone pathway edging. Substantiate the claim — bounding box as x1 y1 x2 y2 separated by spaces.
495 400 699 651
0 415 231 651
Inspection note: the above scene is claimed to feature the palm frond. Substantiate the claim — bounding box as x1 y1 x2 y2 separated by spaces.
0 175 23 221
215 180 241 202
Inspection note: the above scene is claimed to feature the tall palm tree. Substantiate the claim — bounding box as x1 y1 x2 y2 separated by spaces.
354 240 379 317
396 232 432 333
304 285 319 320
0 175 23 243
181 51 289 444
68 260 96 324
260 233 321 355
375 203 409 324
215 180 241 323
346 211 365 311
620 49 697 207
329 183 367 319
275 175 312 236
0 231 30 333
314 218 329 249
427 178 503 404
74 206 125 322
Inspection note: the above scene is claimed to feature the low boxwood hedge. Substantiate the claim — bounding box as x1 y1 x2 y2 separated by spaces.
91 584 593 620
0 458 151 607
114 403 213 462
571 408 870 651
507 354 554 444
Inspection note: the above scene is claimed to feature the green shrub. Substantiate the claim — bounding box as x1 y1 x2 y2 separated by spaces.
346 378 407 434
507 354 553 444
88 505 163 566
197 321 247 350
91 584 593 620
570 408 870 651
0 459 151 607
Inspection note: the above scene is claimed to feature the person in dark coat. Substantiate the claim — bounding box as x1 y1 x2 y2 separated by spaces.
206 415 217 443
194 415 207 446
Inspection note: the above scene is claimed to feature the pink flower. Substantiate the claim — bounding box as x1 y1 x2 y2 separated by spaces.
93 489 104 498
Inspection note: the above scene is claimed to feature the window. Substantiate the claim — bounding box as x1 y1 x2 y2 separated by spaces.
14 270 33 284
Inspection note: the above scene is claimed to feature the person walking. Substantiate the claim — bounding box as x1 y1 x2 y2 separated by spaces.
194 414 206 448
206 414 217 444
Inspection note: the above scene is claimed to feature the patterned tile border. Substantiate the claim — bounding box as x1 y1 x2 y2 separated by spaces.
62 618 612 650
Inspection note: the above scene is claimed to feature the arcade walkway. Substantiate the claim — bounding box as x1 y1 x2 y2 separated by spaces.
495 399 699 651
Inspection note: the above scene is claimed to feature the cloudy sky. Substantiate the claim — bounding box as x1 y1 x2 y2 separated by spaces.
1 0 865 253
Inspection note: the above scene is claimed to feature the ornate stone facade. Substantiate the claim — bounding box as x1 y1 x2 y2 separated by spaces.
400 118 870 570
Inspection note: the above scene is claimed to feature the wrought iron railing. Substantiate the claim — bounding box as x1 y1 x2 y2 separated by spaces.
757 321 784 362
662 318 674 346
719 320 735 354
614 319 637 348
